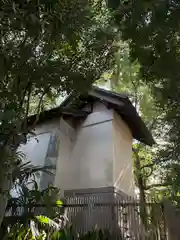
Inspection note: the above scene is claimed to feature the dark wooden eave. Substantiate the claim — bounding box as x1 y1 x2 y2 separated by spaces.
27 107 91 126
89 87 155 146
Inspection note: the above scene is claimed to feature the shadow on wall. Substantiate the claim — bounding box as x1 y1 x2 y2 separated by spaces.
40 131 60 190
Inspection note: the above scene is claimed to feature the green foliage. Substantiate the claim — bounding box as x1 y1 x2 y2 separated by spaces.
106 2 180 203
97 40 160 127
12 161 55 187
0 0 114 147
7 182 63 215
0 0 114 143
2 183 66 238
133 143 155 190
6 227 122 240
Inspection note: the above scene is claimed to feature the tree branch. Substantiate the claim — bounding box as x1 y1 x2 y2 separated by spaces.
141 163 154 170
145 183 169 190
29 90 47 131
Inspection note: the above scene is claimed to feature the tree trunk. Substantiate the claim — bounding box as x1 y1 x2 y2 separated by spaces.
163 200 180 240
0 133 24 227
0 172 12 226
133 148 147 229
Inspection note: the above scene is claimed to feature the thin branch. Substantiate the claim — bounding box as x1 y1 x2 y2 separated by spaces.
145 183 169 190
19 81 31 108
21 83 32 134
131 79 139 108
17 31 28 49
29 90 47 131
26 84 32 118
148 117 159 132
142 168 153 179
133 147 146 198
141 163 154 170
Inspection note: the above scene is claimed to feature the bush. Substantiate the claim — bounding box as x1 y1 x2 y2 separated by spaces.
4 226 123 239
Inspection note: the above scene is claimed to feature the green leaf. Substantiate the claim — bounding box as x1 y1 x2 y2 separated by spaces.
56 200 63 207
36 216 49 224
35 215 59 230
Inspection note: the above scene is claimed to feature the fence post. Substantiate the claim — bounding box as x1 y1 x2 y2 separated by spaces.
160 203 167 240
163 200 180 240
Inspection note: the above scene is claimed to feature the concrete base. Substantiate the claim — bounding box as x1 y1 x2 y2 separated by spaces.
64 186 132 200
64 186 114 197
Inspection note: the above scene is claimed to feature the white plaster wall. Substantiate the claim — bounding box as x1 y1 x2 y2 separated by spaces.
112 111 135 196
55 106 114 194
21 119 59 165
70 120 113 189
55 104 135 196
20 133 51 187
31 119 60 135
11 119 60 197
54 118 76 195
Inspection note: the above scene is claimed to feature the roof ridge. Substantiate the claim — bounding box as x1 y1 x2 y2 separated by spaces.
92 86 129 99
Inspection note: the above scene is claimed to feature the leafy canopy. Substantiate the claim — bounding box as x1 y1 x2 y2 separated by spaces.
0 0 115 165
107 0 180 203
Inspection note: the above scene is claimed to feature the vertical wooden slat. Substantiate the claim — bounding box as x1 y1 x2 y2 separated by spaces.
76 195 79 233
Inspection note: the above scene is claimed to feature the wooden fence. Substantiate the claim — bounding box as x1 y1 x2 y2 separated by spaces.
5 195 168 240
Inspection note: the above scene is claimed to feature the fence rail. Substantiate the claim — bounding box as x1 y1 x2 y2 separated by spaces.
5 195 168 240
